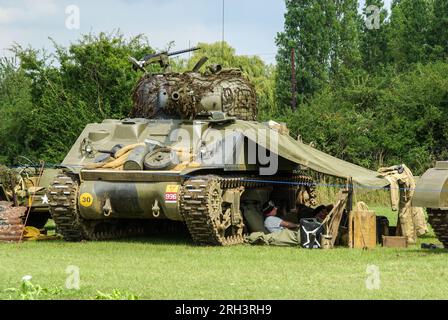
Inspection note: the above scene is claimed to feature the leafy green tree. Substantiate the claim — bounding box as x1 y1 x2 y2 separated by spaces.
8 32 153 164
0 59 35 164
276 0 333 109
330 0 363 83
274 61 448 174
359 0 391 72
429 0 448 59
275 0 362 110
388 0 433 69
377 62 448 171
53 32 153 119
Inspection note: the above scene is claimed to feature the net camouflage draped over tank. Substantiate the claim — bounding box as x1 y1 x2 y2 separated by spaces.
131 68 258 121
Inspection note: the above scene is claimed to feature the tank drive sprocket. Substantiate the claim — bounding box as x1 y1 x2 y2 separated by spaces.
427 209 448 248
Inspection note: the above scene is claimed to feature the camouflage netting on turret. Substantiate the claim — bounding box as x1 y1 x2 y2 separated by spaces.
131 69 257 121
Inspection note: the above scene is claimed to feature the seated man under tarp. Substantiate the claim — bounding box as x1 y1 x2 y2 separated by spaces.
245 201 302 246
245 201 333 247
263 201 299 233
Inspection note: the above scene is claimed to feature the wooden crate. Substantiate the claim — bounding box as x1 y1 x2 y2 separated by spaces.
382 236 408 248
349 210 377 249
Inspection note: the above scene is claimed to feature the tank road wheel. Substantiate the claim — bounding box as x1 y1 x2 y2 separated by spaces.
181 176 245 246
427 210 448 248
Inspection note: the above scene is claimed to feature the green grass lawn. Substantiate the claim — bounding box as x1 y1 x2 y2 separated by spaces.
0 207 447 300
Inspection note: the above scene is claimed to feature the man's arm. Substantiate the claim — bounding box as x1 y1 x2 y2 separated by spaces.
280 220 299 230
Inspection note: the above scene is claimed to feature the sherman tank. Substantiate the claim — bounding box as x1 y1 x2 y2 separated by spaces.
413 161 448 248
48 48 318 246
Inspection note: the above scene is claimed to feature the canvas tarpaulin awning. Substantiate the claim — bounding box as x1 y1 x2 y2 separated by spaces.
224 121 389 189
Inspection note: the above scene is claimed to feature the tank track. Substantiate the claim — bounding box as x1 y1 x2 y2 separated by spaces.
49 173 314 244
427 209 448 248
181 176 240 246
49 175 88 241
180 174 315 246
49 174 144 241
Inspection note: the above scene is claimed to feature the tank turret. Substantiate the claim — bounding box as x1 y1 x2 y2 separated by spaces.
130 48 257 121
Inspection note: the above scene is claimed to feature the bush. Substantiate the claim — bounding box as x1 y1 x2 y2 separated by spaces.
0 32 153 165
269 62 448 175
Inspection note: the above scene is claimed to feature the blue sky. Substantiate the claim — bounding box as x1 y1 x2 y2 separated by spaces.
0 0 392 65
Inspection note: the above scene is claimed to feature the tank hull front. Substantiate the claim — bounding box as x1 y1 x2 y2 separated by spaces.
78 179 182 221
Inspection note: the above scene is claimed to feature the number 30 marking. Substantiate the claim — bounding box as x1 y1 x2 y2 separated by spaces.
79 193 94 207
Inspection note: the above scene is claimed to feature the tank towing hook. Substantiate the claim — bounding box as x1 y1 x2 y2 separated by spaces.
152 200 161 218
103 197 113 217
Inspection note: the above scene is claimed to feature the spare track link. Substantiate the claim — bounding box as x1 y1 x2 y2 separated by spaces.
180 175 315 246
427 209 448 248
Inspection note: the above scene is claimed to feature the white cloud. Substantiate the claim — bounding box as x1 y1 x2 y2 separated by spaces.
0 7 23 23
24 0 58 15
0 0 59 24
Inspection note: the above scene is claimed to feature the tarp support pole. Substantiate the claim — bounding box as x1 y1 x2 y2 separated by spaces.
346 177 354 214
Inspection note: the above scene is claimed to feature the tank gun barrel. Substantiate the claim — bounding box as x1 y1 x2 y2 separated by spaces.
142 47 201 62
130 47 201 72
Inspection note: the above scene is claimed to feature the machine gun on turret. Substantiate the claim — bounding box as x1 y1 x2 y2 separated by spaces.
129 47 201 72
